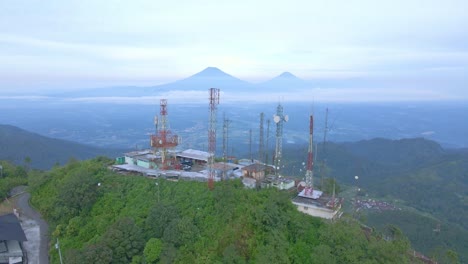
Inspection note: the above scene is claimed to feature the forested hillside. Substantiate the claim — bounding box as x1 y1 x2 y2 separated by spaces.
0 124 125 169
0 160 28 198
28 158 414 263
280 138 467 262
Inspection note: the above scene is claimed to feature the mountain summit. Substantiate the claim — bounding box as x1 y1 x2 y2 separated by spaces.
190 67 233 78
260 71 310 90
172 67 252 91
275 71 300 80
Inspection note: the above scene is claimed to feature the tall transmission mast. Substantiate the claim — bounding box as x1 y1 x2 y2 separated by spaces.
222 113 231 180
304 115 314 196
249 129 252 161
259 113 264 162
321 108 329 188
150 99 179 170
160 99 168 169
273 103 288 178
208 88 220 190
266 119 270 164
222 113 227 162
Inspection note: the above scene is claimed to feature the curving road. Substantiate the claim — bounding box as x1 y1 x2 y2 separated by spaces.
11 186 49 264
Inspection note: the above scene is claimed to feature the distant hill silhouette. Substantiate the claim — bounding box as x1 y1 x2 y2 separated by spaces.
0 124 125 169
53 67 313 97
258 71 312 90
162 66 253 91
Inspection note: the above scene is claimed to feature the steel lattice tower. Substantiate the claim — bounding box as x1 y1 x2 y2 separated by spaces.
222 113 231 180
249 129 252 161
259 112 264 162
150 99 179 170
208 88 220 189
266 119 270 164
160 99 168 169
304 115 314 196
273 103 288 178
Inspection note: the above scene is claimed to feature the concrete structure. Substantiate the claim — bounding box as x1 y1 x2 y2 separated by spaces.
273 178 295 190
124 150 159 169
242 164 269 181
0 213 27 264
112 163 210 181
292 190 343 220
212 162 241 179
259 175 295 190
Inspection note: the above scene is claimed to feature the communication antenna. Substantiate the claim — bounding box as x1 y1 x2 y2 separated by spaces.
208 88 220 190
304 115 314 196
321 108 329 188
259 112 264 162
222 113 231 180
150 99 179 170
273 103 288 178
249 129 253 161
265 119 270 165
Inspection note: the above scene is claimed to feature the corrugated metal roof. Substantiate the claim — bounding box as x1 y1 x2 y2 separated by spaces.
0 214 27 241
242 163 267 172
177 149 212 162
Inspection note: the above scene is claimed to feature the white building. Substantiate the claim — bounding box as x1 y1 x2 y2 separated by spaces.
292 189 343 220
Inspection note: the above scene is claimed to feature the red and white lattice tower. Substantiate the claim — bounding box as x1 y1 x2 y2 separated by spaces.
304 115 314 196
208 88 220 189
150 99 179 170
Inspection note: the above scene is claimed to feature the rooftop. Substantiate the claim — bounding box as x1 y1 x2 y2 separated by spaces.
124 149 153 157
242 163 268 172
212 162 240 171
0 213 27 241
298 188 323 200
177 149 212 162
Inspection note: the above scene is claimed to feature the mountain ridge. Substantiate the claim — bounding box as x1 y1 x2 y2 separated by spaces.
50 67 312 97
0 124 125 169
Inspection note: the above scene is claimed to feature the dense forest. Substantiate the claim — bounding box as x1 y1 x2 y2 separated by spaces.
23 157 419 263
280 137 467 263
2 134 465 263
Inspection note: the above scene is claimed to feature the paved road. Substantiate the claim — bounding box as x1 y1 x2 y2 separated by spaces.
11 186 49 264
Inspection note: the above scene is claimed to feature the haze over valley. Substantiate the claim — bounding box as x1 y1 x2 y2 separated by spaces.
1 1 468 263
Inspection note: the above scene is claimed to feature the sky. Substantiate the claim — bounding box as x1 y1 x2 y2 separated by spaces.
0 0 467 100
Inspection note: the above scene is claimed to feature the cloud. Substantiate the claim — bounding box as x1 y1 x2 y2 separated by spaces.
1 0 467 98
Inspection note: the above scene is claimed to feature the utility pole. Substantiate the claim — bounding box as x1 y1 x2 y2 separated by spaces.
55 238 64 264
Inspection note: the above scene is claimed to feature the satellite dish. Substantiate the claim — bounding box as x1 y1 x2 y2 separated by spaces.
159 140 163 144
154 116 158 125
273 115 280 123
284 115 289 122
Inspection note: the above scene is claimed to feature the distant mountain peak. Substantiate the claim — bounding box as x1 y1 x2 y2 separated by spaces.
277 71 299 79
174 67 251 89
192 67 232 78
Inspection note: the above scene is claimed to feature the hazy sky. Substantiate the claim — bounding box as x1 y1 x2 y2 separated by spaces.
1 0 467 99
